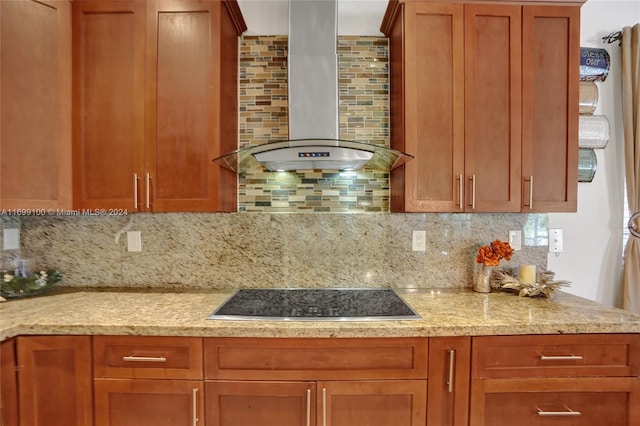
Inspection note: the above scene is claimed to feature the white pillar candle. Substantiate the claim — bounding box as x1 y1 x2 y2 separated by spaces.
518 264 537 285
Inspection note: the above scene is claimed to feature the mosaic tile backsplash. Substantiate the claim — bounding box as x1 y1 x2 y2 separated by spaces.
2 213 547 289
238 36 390 212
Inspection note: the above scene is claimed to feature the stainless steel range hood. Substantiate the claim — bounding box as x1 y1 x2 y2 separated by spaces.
213 0 413 174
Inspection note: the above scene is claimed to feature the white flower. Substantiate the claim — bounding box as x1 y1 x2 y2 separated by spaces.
3 274 13 283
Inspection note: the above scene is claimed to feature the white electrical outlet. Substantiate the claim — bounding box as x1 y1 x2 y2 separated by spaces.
127 231 142 252
2 228 20 250
412 230 426 252
509 230 522 251
549 228 563 253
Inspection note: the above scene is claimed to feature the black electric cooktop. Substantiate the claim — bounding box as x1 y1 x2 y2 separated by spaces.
207 288 421 321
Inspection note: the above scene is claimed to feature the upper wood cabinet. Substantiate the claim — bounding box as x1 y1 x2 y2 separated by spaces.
1 0 72 210
382 0 580 213
72 0 244 212
522 5 579 212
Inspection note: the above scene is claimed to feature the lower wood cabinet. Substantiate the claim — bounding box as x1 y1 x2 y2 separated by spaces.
427 337 470 426
205 380 427 426
470 377 639 426
470 334 640 426
2 333 637 426
205 381 315 426
94 379 204 426
16 335 93 426
322 380 426 426
1 338 19 426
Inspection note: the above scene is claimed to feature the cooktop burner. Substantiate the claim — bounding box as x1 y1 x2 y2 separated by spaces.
207 288 421 321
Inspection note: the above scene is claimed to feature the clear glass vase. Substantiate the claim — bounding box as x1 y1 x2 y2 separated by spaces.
473 264 493 293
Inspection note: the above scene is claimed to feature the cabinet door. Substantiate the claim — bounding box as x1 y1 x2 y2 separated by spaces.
393 2 465 212
145 0 233 212
72 0 146 211
427 337 470 426
319 380 427 426
464 4 522 212
205 381 315 426
1 0 72 210
522 5 579 212
1 338 19 426
94 379 203 426
17 336 92 426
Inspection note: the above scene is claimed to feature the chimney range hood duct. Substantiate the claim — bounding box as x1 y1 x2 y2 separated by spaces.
213 0 413 174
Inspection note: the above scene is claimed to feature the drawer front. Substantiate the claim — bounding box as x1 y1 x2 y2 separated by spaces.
484 390 628 425
94 336 203 379
204 337 428 380
470 377 639 426
472 334 638 379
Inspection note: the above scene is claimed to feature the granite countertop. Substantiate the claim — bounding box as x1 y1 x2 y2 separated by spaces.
1 288 639 341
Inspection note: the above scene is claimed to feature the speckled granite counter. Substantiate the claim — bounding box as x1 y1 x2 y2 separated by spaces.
1 289 638 341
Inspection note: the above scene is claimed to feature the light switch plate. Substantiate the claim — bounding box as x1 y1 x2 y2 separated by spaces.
2 228 20 250
127 231 142 252
412 230 426 252
509 230 522 251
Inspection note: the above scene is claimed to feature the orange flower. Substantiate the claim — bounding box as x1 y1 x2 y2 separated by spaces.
476 240 513 266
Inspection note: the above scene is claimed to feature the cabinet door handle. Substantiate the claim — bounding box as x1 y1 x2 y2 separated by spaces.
525 175 534 210
539 354 583 361
469 175 476 210
306 389 311 426
537 407 581 417
322 388 327 426
145 172 151 209
457 174 463 210
122 356 167 363
192 388 199 425
133 173 139 210
446 349 455 393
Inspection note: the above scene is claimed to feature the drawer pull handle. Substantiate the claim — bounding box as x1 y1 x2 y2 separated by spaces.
469 175 476 210
537 407 581 417
539 354 583 361
457 174 463 210
322 388 327 426
447 349 455 393
306 389 311 426
192 388 199 425
122 356 167 363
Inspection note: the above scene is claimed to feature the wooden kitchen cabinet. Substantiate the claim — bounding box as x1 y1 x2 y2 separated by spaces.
16 335 93 426
521 5 580 212
72 0 244 212
427 337 470 426
1 338 19 426
1 0 72 210
94 379 204 426
93 336 204 426
321 380 426 426
469 334 640 425
206 379 426 426
205 381 316 426
204 337 428 426
382 0 581 213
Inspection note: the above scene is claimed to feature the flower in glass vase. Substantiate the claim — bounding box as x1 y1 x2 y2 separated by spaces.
476 240 514 266
473 240 513 293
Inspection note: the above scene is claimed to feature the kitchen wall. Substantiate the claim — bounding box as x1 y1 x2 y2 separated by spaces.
548 0 639 307
2 213 546 289
0 30 549 291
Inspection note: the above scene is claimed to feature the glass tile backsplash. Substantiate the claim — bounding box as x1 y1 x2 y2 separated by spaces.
239 36 390 212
